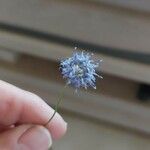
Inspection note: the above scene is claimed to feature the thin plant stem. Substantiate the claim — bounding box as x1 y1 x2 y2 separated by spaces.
44 88 65 126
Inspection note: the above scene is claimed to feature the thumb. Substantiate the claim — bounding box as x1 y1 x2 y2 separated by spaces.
0 125 52 150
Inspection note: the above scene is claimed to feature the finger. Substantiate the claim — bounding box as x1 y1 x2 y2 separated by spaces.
0 80 67 139
0 125 15 133
0 124 52 150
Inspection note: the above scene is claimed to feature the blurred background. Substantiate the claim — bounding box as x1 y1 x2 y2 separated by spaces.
0 0 150 150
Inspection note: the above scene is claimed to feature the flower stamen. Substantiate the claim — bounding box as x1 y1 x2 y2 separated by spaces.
60 50 102 89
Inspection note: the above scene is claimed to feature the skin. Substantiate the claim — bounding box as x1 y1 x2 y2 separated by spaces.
0 80 67 150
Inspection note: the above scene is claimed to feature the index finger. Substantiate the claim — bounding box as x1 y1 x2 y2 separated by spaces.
0 80 67 140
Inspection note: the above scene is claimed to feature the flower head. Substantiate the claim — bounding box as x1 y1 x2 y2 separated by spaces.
60 49 102 90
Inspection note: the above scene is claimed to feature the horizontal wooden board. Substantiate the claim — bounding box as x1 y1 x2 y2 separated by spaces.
0 30 149 84
0 67 150 135
0 54 138 102
0 0 150 54
90 0 150 12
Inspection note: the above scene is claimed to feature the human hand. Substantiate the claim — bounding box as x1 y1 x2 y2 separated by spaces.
0 80 67 150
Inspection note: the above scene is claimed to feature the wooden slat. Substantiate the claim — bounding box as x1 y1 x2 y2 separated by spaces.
1 67 150 134
0 0 150 54
0 30 149 84
0 55 139 101
90 0 150 12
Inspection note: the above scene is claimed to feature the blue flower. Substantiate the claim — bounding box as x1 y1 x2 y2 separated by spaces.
60 49 102 90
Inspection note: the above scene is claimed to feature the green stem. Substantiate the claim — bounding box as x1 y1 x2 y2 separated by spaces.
44 89 64 126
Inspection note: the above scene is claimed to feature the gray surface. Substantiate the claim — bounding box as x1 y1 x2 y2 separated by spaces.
0 0 150 54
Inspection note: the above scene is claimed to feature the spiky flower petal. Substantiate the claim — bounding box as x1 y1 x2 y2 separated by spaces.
60 50 102 90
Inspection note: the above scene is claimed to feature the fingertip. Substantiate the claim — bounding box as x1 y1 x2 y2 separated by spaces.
53 121 67 140
46 113 67 140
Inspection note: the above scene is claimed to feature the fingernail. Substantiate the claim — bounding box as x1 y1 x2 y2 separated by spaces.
18 125 52 150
